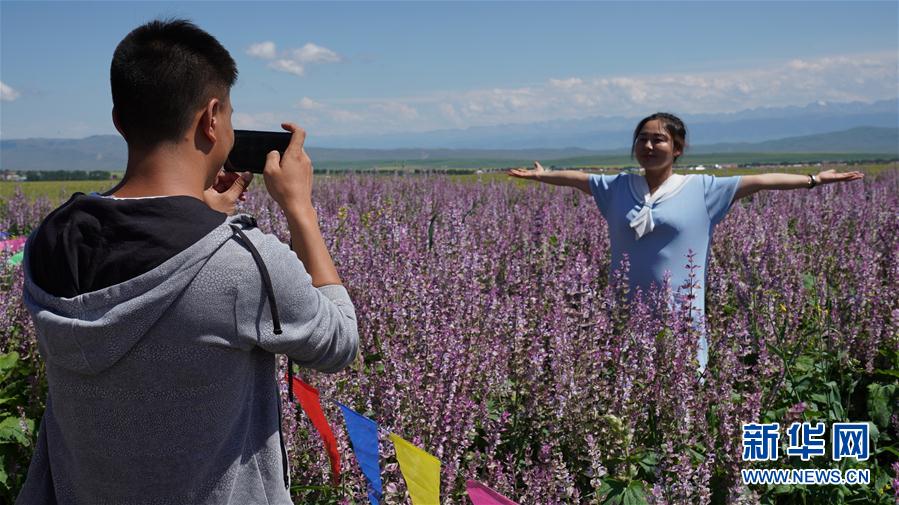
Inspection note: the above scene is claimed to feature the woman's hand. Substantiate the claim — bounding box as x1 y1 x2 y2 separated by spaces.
816 168 864 185
508 161 546 181
508 162 592 194
203 169 253 215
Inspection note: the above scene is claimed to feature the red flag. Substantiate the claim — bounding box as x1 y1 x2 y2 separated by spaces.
292 377 341 484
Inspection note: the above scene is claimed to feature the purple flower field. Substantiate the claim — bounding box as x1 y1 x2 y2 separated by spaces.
2 170 898 504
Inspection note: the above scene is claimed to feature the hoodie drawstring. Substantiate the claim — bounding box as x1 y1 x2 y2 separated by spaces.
229 223 295 490
229 225 282 335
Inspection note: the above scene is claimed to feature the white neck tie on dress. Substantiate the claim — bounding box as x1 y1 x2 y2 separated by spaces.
629 174 689 240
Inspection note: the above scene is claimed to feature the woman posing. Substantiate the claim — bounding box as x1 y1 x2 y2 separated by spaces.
509 112 863 372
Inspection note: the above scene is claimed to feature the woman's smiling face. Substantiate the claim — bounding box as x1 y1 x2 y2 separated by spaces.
634 119 682 171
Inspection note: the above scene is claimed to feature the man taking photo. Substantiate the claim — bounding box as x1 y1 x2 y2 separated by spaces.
16 18 359 505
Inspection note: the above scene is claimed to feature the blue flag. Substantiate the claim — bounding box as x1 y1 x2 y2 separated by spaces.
338 403 382 505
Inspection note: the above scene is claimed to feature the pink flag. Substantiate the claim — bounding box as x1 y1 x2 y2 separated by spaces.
466 480 519 505
0 237 26 252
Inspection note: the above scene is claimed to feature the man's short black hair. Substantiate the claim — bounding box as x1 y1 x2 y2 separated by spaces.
111 19 237 147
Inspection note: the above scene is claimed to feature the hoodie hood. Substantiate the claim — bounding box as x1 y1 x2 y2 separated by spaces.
22 194 257 375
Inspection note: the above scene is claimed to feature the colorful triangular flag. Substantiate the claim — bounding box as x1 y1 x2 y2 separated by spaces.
291 377 341 484
389 433 440 505
0 237 26 252
465 479 519 505
338 403 383 505
7 250 23 266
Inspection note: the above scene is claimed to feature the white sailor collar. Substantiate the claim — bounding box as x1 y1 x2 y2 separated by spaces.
627 173 694 206
627 174 695 239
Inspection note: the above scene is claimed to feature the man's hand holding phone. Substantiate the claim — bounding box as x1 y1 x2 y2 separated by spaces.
262 123 341 287
263 123 315 215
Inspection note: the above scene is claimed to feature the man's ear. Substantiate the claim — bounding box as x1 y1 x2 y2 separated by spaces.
111 107 127 140
200 98 221 143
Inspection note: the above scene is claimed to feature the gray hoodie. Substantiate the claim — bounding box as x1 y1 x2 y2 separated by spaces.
16 199 358 505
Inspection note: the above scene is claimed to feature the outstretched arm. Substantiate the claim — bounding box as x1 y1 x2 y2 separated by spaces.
508 162 592 195
733 169 863 201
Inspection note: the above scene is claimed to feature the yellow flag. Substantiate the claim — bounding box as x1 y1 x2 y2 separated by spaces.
389 433 441 505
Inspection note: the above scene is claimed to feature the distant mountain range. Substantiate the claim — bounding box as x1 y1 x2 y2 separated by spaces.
689 126 899 154
312 98 899 149
1 99 896 171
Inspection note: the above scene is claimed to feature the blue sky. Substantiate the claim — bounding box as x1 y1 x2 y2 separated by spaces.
1 1 897 140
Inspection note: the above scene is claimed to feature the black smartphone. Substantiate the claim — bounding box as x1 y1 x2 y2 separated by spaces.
224 130 292 174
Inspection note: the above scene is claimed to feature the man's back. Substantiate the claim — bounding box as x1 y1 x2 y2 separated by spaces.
16 194 358 504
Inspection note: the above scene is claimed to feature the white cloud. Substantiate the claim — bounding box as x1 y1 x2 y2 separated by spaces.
235 51 898 136
572 93 599 107
330 109 363 123
292 43 340 64
451 87 539 121
549 77 583 90
371 101 419 120
247 41 341 77
268 59 305 76
438 103 463 125
509 51 898 119
296 97 324 110
288 98 365 125
1 81 20 101
233 112 280 130
296 96 366 124
246 41 277 60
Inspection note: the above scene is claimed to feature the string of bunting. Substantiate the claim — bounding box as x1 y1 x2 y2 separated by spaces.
1 233 516 503
290 376 519 505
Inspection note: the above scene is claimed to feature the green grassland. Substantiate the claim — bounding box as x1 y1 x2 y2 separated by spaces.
455 161 898 184
312 152 897 172
0 180 117 203
565 152 897 169
3 162 895 203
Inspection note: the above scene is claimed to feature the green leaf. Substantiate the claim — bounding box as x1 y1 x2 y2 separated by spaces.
873 368 899 379
0 453 8 487
0 352 20 384
810 393 828 404
623 481 647 505
688 446 707 464
866 383 896 428
875 446 899 458
362 352 382 365
772 483 794 494
0 352 19 372
636 451 659 473
801 273 816 291
598 479 648 505
830 403 845 421
763 408 785 422
794 355 815 372
0 416 32 446
598 478 627 505
853 423 882 455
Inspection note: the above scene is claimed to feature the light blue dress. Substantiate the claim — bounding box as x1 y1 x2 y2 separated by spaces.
588 173 742 370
